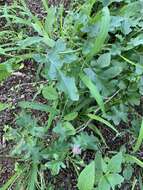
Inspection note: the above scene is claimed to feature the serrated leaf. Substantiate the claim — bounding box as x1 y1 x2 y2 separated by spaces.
42 85 58 100
79 72 105 114
58 71 79 101
77 161 95 190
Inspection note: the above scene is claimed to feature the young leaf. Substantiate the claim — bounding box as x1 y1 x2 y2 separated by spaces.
58 71 79 101
88 114 119 134
77 161 95 190
79 72 105 114
42 85 58 100
133 119 143 153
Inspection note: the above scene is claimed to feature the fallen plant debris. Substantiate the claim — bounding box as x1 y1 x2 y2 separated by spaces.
0 0 143 189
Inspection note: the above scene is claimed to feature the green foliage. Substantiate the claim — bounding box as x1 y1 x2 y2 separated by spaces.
77 161 95 190
0 0 143 189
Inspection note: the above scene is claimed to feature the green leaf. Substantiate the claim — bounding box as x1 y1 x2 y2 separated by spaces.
58 71 79 101
53 122 76 141
88 114 119 134
97 53 111 68
77 161 95 190
44 7 56 35
98 174 124 190
88 7 110 60
98 176 110 190
0 170 22 190
17 36 43 48
107 174 124 189
42 85 58 100
45 161 66 175
133 119 143 153
79 72 105 114
18 101 57 113
124 154 143 168
64 112 78 121
73 132 98 151
107 152 122 173
27 161 38 190
123 166 133 180
0 102 9 111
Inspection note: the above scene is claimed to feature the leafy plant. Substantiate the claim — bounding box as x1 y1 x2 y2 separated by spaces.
1 0 143 189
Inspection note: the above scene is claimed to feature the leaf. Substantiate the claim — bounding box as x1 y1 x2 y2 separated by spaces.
107 173 124 189
123 166 133 180
45 161 66 175
98 176 110 190
79 72 105 114
27 161 38 190
53 122 76 141
58 71 79 101
88 114 119 134
64 112 78 121
124 154 143 168
98 174 124 190
17 36 43 48
44 7 56 35
18 101 57 113
97 53 111 68
42 85 58 100
77 161 95 190
0 102 9 111
88 7 110 60
89 124 107 147
73 132 98 151
133 119 143 153
107 152 122 173
1 170 22 190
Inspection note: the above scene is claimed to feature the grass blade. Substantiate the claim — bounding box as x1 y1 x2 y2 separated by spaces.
27 162 38 190
88 114 119 134
125 154 143 168
133 119 143 153
88 7 110 60
79 72 105 114
0 170 22 190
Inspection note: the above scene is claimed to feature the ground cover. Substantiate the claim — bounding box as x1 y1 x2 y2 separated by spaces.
0 0 143 189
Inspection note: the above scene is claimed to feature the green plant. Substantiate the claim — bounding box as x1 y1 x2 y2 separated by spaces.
1 0 143 189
